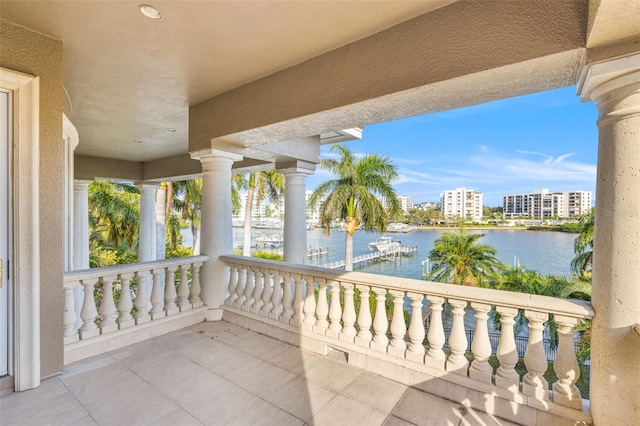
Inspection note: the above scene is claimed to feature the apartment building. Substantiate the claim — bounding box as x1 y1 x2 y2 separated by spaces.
440 188 483 221
503 189 592 219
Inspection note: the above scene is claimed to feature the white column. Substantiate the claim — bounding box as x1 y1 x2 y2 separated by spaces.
155 184 167 260
191 149 242 321
72 180 91 329
279 163 314 264
137 183 159 263
579 53 640 425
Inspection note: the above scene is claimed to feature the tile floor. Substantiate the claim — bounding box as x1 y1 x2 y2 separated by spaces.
0 321 518 425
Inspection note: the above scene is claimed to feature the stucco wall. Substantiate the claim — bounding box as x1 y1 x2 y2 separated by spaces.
0 19 64 379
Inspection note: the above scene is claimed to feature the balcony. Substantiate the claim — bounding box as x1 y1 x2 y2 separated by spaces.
18 255 594 425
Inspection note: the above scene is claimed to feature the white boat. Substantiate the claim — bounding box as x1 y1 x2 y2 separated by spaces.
367 236 402 253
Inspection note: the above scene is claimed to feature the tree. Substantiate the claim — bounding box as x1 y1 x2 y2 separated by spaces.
172 179 203 254
571 208 595 279
309 144 402 271
425 231 503 286
242 170 285 256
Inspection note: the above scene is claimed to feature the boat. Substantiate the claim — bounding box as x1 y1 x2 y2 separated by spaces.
367 236 402 253
385 223 417 233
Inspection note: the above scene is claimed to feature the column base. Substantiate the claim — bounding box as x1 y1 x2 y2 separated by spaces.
205 308 224 321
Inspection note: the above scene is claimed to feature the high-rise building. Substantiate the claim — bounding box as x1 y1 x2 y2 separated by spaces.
398 196 413 213
503 189 592 219
440 188 483 221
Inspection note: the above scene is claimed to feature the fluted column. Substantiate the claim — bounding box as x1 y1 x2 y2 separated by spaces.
578 53 640 425
191 149 243 320
279 162 315 264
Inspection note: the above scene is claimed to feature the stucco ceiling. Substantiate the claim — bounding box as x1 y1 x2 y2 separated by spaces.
0 0 455 162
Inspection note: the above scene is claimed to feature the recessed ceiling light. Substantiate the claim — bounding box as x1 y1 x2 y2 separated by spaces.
139 4 163 20
167 128 176 133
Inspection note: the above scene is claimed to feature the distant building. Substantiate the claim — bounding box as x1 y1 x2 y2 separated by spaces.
306 190 321 224
440 188 483 221
416 201 438 210
398 196 413 213
503 189 592 219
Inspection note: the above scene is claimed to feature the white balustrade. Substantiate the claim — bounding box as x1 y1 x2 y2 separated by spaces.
250 269 264 314
63 256 208 343
234 265 247 308
218 254 594 415
242 268 255 311
226 264 238 306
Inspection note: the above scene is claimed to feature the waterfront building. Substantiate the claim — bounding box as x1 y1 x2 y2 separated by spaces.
1 2 638 425
440 188 483 222
398 196 413 213
503 189 592 219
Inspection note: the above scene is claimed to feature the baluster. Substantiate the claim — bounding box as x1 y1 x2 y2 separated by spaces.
291 274 304 325
313 278 329 334
406 292 425 363
339 283 357 343
326 280 342 339
250 268 264 314
280 273 294 323
523 310 549 401
150 268 165 319
269 269 283 320
79 278 99 339
190 262 203 307
63 283 79 343
177 264 191 311
469 302 493 383
117 273 135 329
99 276 118 334
425 296 446 369
446 299 469 375
164 266 179 315
370 287 389 352
260 268 273 316
388 290 407 357
134 271 151 324
302 275 317 330
355 285 373 347
495 306 520 391
552 315 582 409
226 263 238 306
242 267 255 311
234 265 247 308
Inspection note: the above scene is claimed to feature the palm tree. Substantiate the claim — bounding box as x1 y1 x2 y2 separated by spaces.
232 173 248 216
571 208 595 279
88 180 140 250
172 179 202 254
309 144 401 271
242 170 285 256
425 231 503 286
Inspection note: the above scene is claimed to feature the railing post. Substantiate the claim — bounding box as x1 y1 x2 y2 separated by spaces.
446 299 469 375
326 280 342 339
117 273 135 329
79 278 99 339
355 285 373 347
406 292 425 363
280 273 294 323
190 262 203 308
234 265 247 308
370 287 389 352
388 290 406 357
177 264 191 311
291 274 304 325
150 268 165 319
250 268 264 314
63 283 79 343
242 267 255 311
523 310 550 401
260 268 273 316
339 283 357 343
99 275 118 334
495 306 520 392
302 275 317 330
134 271 151 324
469 302 493 384
269 269 284 320
226 263 238 306
552 315 583 409
425 295 445 369
164 266 179 315
313 278 329 334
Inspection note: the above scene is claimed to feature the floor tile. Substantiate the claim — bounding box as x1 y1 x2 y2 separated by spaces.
265 376 337 422
310 394 388 426
0 391 88 425
390 387 465 425
267 346 323 376
181 380 261 425
227 400 304 426
226 358 296 399
154 363 226 405
304 356 361 392
145 407 204 426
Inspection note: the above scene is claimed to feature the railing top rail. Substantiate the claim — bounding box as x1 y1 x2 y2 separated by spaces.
63 255 209 285
220 254 593 319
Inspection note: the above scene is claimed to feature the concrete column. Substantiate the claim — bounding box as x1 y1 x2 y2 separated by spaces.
155 185 167 260
72 180 91 328
191 149 243 321
279 164 315 264
137 183 159 263
579 54 640 425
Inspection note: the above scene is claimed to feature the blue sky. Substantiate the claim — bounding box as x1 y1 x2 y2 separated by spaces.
306 86 599 207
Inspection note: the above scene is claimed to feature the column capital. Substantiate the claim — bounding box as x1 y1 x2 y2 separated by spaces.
277 160 316 175
73 179 93 189
135 181 161 190
577 51 640 102
190 148 243 163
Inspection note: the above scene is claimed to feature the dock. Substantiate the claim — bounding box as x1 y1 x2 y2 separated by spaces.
307 246 330 258
320 245 417 269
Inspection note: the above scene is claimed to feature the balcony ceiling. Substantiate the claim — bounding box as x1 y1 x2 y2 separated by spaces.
0 0 455 162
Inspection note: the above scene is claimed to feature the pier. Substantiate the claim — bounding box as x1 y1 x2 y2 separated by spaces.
307 246 330 258
320 245 417 269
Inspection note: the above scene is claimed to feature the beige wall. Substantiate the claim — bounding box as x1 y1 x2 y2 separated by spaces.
0 20 64 379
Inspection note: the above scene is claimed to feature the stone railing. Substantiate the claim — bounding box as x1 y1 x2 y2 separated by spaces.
220 254 593 416
63 256 208 344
